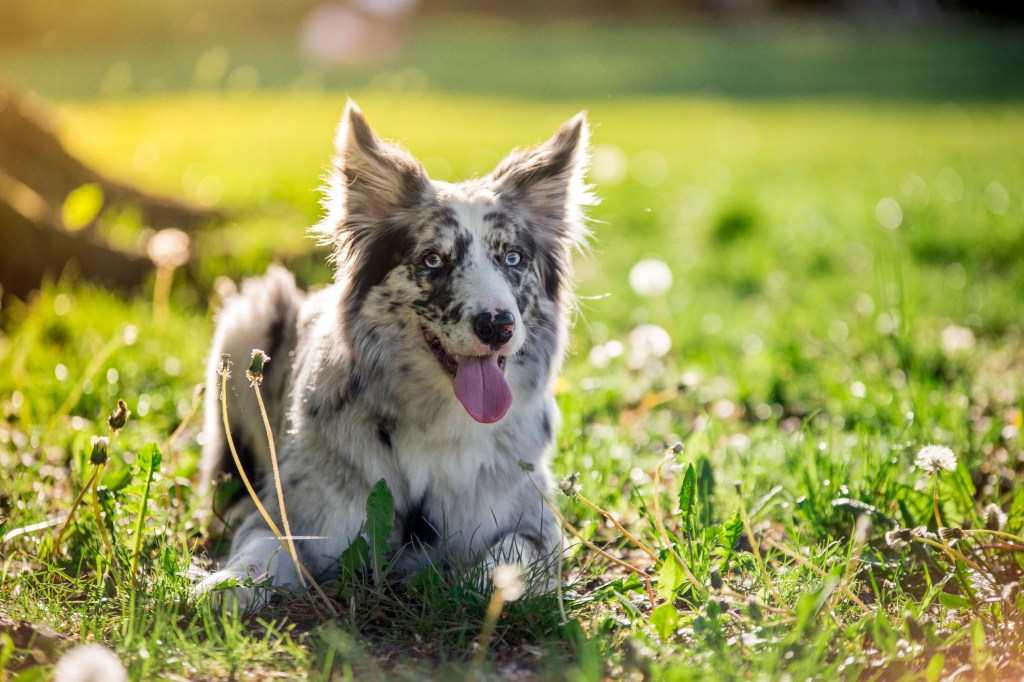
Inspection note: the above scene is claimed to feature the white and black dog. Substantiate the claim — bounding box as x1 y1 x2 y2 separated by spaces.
196 101 592 608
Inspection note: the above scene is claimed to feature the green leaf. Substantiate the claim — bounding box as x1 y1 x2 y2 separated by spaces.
718 510 744 566
101 466 134 493
365 479 395 584
938 592 973 610
138 442 163 470
697 457 716 526
650 602 679 640
925 653 945 682
679 463 697 537
61 183 104 231
656 555 686 601
0 518 7 538
340 536 370 573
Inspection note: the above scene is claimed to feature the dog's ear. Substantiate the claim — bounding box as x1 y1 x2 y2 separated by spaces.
489 113 594 298
489 113 592 244
315 101 433 323
325 101 433 228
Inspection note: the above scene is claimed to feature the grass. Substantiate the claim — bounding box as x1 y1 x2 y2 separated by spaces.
2 18 1024 681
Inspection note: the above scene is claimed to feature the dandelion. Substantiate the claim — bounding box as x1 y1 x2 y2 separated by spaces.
89 436 110 465
983 503 1007 532
247 349 270 387
558 472 582 498
147 227 191 323
885 526 929 550
938 527 964 542
914 445 957 475
627 323 672 368
628 258 673 297
107 399 130 434
492 563 525 602
54 644 128 682
474 563 525 669
940 324 975 356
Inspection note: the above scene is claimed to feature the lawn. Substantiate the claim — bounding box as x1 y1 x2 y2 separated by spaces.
2 16 1024 681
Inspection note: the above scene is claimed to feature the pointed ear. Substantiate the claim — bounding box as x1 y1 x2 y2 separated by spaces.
489 112 592 246
331 100 432 219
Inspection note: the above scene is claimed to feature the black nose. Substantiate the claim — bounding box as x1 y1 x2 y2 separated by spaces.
473 311 515 346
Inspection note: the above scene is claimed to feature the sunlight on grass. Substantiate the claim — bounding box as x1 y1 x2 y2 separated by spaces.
1 88 1023 679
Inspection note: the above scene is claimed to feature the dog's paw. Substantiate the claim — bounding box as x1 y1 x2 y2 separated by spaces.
192 569 267 614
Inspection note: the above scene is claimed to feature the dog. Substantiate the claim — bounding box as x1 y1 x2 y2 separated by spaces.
196 101 592 609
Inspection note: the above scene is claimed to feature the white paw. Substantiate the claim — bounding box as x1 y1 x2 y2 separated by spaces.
193 569 268 614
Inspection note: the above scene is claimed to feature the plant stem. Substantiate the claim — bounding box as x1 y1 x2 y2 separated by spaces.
91 463 113 554
51 469 98 556
218 359 338 617
575 491 660 564
736 485 788 611
251 379 305 588
763 538 871 615
129 451 157 585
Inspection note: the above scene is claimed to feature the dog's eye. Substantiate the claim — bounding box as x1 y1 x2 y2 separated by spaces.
504 251 522 267
423 253 443 269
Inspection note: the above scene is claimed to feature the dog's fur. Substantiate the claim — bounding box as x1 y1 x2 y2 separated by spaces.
196 102 592 608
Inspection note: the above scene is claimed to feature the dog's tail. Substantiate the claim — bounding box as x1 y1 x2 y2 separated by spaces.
198 265 304 519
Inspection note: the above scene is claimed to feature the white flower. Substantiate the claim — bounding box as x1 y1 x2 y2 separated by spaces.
983 503 1007 531
146 228 191 268
627 324 672 368
940 325 975 356
914 445 957 474
628 258 673 297
55 644 128 682
492 563 524 602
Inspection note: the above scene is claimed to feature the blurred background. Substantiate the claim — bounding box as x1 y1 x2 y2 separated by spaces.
3 0 1022 100
0 0 1022 428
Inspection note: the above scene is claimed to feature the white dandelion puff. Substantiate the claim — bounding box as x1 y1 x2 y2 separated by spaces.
492 563 525 602
628 258 673 297
914 444 957 474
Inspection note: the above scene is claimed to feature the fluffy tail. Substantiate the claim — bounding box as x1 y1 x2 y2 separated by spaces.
199 265 304 516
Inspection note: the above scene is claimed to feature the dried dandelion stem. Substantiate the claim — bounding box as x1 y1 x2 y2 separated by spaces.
763 538 871 615
218 357 337 617
51 469 98 555
961 528 1024 545
250 362 305 589
90 464 112 554
736 484 787 611
574 491 660 564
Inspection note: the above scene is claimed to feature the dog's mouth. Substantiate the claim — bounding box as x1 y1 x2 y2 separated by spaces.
423 329 511 424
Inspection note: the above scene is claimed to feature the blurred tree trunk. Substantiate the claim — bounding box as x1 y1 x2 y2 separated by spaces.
0 198 151 302
0 81 218 305
0 82 220 232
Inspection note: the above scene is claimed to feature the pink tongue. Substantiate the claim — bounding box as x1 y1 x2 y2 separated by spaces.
452 355 512 423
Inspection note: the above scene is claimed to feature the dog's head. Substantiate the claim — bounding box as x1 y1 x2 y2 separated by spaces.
314 101 591 424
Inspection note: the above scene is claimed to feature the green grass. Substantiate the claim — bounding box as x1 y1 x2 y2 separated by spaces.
3 17 1024 102
2 29 1024 680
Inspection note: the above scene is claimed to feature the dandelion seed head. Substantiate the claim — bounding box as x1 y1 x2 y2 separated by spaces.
940 324 975 356
146 228 191 269
247 349 270 387
914 444 957 474
559 472 582 498
628 258 673 297
983 503 1007 531
107 399 130 433
90 436 110 465
55 644 128 682
492 563 525 602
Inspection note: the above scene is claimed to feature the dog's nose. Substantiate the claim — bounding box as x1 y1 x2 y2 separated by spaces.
472 311 515 347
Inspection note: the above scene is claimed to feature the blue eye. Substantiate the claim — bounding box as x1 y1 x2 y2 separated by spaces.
424 253 443 269
504 251 522 267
